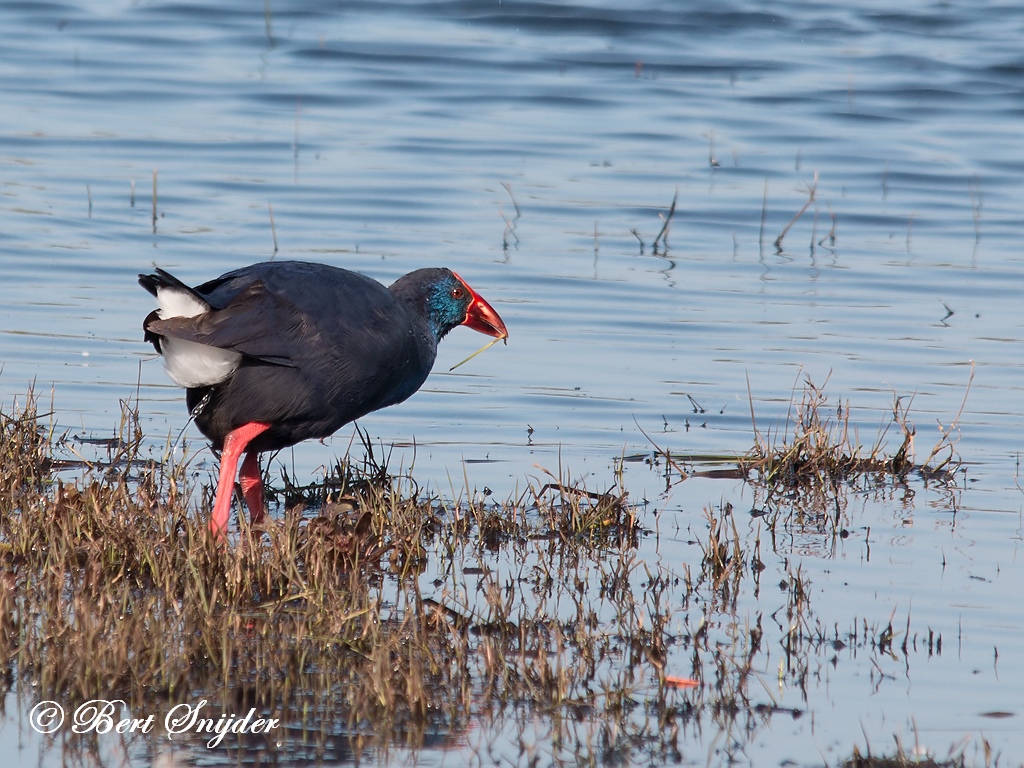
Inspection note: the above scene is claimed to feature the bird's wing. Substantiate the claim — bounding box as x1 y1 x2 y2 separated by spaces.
144 281 303 367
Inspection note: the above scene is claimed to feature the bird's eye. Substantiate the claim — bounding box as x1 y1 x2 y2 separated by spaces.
451 286 464 299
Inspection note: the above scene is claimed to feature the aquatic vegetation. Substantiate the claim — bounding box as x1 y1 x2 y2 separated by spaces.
0 387 987 765
745 373 965 488
640 373 967 546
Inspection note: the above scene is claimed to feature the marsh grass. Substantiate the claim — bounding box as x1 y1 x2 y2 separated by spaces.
0 390 683 764
640 374 966 542
0 386 980 765
745 373 967 490
0 392 467 752
844 744 970 768
730 374 969 547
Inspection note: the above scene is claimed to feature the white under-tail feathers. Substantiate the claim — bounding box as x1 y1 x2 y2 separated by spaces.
155 284 242 389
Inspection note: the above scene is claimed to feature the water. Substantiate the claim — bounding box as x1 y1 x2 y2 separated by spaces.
2 0 1024 764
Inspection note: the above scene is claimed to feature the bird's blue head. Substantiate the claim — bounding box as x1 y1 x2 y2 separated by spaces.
391 268 508 342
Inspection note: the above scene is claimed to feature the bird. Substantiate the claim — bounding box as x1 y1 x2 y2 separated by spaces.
139 260 508 538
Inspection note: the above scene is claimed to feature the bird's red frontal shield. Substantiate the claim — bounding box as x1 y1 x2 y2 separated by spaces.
453 272 508 339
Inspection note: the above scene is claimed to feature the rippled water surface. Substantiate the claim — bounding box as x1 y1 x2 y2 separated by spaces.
3 0 1024 765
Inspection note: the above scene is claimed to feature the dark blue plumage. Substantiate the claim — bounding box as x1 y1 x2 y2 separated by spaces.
139 260 507 536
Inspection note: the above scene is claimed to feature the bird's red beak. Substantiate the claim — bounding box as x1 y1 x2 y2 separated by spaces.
454 272 508 339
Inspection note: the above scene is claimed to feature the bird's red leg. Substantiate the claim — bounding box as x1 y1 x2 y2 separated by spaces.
210 421 271 539
238 450 266 526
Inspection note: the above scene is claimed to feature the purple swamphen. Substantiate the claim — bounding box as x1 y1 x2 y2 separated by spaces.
139 260 508 537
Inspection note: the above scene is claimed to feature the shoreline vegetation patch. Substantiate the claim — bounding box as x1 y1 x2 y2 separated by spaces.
0 382 980 767
637 371 966 521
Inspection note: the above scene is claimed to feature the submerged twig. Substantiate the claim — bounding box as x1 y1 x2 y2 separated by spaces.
630 227 645 254
918 361 974 469
500 181 521 251
759 179 769 250
652 188 678 254
633 416 688 485
268 202 278 256
774 172 818 252
968 174 982 243
151 169 158 233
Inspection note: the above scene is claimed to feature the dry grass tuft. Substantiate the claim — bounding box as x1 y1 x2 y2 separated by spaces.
844 744 968 768
0 389 675 763
743 374 962 491
0 384 982 764
732 373 967 535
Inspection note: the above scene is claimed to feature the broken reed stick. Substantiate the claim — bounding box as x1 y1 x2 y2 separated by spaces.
652 188 678 252
774 171 818 251
268 202 278 255
759 179 768 249
449 336 505 372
